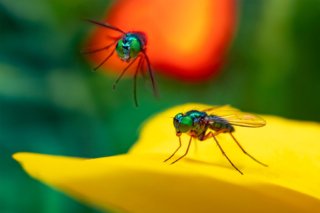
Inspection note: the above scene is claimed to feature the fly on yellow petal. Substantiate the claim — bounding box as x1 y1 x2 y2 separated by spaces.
165 106 267 174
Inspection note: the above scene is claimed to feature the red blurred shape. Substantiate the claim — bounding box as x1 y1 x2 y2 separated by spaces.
87 0 236 81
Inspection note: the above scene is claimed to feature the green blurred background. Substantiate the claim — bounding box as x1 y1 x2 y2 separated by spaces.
1 0 319 212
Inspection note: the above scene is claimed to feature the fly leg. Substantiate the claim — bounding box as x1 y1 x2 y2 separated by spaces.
200 131 243 174
212 135 243 175
142 51 158 97
83 39 119 71
113 56 140 90
170 136 192 164
199 130 223 141
133 55 144 107
93 46 116 71
86 19 126 34
229 132 268 167
82 39 119 55
163 135 182 162
138 57 147 79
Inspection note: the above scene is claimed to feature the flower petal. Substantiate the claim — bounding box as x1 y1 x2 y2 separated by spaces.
13 153 320 213
13 103 320 212
131 103 320 200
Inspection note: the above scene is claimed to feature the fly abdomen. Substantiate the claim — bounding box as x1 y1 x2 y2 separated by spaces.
208 115 235 132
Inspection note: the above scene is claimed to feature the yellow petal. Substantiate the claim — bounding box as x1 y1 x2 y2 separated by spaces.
13 103 320 212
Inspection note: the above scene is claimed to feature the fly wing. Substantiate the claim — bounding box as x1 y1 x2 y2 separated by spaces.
204 106 266 128
219 112 266 127
202 105 238 113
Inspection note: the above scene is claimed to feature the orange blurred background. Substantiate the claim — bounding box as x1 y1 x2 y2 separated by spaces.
87 0 236 81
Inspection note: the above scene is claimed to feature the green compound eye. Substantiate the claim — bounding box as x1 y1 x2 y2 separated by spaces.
173 113 183 129
179 116 193 132
116 39 125 59
129 37 141 58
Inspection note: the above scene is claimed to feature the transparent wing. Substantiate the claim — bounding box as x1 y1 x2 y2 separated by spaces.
203 106 266 128
202 105 236 112
220 112 266 127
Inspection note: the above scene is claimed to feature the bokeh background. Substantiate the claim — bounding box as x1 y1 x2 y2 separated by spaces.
1 0 319 212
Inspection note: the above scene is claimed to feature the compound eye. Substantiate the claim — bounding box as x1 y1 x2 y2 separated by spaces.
129 37 141 58
173 113 183 129
179 116 193 132
116 39 126 59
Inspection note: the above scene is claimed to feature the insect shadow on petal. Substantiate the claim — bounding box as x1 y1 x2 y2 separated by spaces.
164 105 268 175
83 19 158 107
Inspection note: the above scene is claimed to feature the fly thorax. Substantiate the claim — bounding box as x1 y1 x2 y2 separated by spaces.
193 117 207 135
